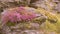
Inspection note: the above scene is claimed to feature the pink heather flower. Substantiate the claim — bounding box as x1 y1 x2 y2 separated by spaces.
1 7 37 25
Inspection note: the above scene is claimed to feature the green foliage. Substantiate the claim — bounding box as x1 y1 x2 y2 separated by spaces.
6 22 16 26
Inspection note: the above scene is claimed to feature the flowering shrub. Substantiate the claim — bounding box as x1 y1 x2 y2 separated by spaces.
1 7 37 25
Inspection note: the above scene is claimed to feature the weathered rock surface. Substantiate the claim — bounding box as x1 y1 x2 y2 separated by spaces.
0 0 60 34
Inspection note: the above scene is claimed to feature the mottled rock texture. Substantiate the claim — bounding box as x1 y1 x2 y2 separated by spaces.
0 0 60 34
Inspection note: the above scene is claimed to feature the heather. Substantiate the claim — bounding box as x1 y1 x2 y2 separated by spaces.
1 7 37 26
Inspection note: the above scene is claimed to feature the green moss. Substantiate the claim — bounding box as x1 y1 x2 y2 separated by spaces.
45 20 57 31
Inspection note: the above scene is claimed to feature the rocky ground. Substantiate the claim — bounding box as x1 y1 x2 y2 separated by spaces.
0 0 60 34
